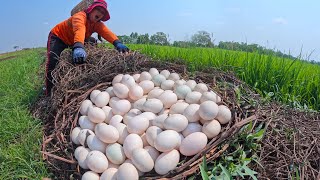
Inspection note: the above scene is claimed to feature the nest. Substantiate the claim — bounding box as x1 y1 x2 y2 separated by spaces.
32 45 319 179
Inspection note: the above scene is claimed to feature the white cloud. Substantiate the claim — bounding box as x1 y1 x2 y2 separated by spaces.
177 12 193 17
272 17 288 25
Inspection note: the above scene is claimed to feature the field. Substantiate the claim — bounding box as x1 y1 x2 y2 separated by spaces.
0 45 319 179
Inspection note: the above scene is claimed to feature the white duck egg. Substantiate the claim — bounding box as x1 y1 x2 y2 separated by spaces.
154 149 180 175
182 122 202 137
120 74 136 88
152 74 166 87
113 123 129 144
144 146 160 162
215 105 232 124
169 101 189 114
109 115 123 126
174 85 192 100
105 87 115 98
168 73 180 81
132 148 155 172
80 99 93 116
112 99 131 116
95 123 119 143
71 127 81 144
199 101 219 120
149 68 160 77
86 150 109 173
194 83 208 93
128 85 144 101
200 91 219 103
160 79 175 90
79 116 96 131
94 91 110 108
123 134 143 159
133 97 146 111
106 143 126 165
154 130 181 152
183 104 200 123
100 168 117 180
116 162 139 180
160 69 170 79
139 71 152 81
152 113 168 129
88 107 107 123
113 83 129 99
146 126 163 147
139 80 155 95
90 90 101 102
179 132 207 156
143 98 164 114
82 171 100 180
163 114 188 132
102 106 113 123
185 80 197 90
158 90 178 109
147 88 164 99
77 129 94 146
127 115 149 135
202 119 221 139
86 134 108 153
112 74 123 85
185 91 202 104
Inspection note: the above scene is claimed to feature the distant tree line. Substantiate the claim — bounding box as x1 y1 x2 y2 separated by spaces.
117 30 318 62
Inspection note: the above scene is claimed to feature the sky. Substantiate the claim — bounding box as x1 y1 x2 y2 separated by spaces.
1 0 319 61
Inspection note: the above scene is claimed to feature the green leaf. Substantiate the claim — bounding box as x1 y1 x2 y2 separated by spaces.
219 164 232 180
242 163 258 180
199 163 209 180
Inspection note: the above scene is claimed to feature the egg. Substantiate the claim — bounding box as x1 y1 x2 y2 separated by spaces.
158 90 178 109
149 68 160 77
152 74 166 87
200 91 219 103
139 71 152 81
139 80 155 94
80 99 93 115
132 148 154 172
71 127 81 144
86 134 108 153
105 87 115 98
132 73 141 82
147 88 164 99
79 116 96 131
109 97 120 108
174 85 192 100
77 129 94 146
215 105 232 124
88 107 107 123
194 83 208 93
163 114 188 132
169 101 189 114
199 101 219 120
77 147 90 169
109 115 123 126
113 83 129 99
202 120 221 138
185 80 197 90
94 91 110 107
132 97 147 111
90 90 101 102
185 91 202 104
102 106 113 123
127 115 149 135
183 104 200 122
95 123 119 143
74 146 87 160
160 79 174 90
112 74 123 85
140 112 157 121
86 150 109 173
100 168 117 180
112 99 131 116
152 114 168 129
123 109 142 125
140 133 149 147
106 143 126 165
144 146 160 162
123 134 143 159
160 69 170 79
179 132 208 156
146 126 163 147
112 123 129 144
128 85 144 101
182 122 202 137
116 162 139 180
121 74 136 88
124 159 145 176
154 149 180 175
168 73 180 81
143 98 163 114
154 130 181 152
81 171 100 180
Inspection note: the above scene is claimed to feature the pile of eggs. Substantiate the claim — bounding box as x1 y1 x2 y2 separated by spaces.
71 68 232 180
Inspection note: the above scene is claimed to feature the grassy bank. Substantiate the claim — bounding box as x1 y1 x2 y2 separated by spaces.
0 49 50 179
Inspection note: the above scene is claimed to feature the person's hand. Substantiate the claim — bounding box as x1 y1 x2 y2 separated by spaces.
73 47 87 64
113 40 129 53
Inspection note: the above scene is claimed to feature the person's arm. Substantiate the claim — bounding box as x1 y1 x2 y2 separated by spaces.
72 12 87 63
95 22 129 53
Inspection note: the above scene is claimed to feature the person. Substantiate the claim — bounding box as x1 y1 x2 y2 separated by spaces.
45 0 129 96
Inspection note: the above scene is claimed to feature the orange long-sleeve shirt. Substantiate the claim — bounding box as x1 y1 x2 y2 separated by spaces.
51 11 118 46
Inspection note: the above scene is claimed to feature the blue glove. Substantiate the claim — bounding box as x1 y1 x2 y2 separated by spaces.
73 47 87 64
113 40 129 53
